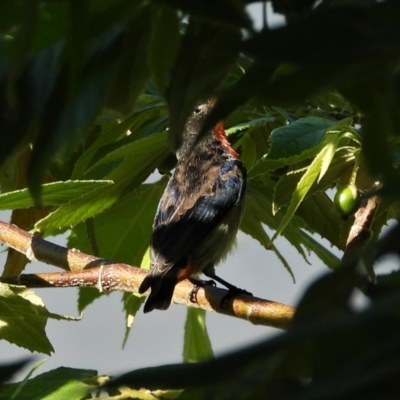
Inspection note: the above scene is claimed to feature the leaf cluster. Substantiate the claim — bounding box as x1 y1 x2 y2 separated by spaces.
1 0 400 399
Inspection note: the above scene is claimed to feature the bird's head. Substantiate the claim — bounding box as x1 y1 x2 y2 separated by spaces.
176 98 238 160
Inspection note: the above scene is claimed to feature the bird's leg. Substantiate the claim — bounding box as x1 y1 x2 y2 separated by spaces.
203 268 252 308
188 277 216 303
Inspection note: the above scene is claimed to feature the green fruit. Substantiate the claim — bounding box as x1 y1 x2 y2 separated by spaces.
334 186 360 218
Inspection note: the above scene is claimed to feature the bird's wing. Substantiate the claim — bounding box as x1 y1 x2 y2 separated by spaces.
149 159 246 276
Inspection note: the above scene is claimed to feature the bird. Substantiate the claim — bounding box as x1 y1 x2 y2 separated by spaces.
138 99 248 313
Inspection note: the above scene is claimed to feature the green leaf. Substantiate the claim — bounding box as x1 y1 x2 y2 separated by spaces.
149 5 180 94
82 131 167 180
122 249 150 347
272 143 337 241
106 6 153 113
312 149 356 193
292 227 341 270
225 117 275 135
67 178 167 265
28 27 121 200
77 287 106 314
66 0 88 98
273 170 303 215
167 18 241 151
183 308 213 363
267 117 335 161
35 132 168 234
72 97 167 179
122 292 145 349
248 157 288 179
9 359 47 400
237 134 257 171
1 367 96 400
0 283 66 354
198 62 278 138
0 180 112 210
297 191 344 250
241 183 298 279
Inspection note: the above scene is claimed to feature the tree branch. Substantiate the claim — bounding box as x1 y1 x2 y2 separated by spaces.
342 193 381 264
0 221 294 329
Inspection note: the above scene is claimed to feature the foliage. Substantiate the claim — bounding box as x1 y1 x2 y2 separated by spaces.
1 0 400 398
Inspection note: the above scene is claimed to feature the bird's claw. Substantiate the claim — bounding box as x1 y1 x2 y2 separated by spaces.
189 279 216 303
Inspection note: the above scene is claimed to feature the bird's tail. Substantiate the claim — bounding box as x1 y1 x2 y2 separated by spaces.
138 268 180 313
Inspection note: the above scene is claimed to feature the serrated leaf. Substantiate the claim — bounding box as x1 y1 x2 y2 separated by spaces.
267 117 335 161
0 180 113 210
273 133 340 217
318 134 340 183
35 132 168 234
27 26 122 202
71 117 124 180
77 288 106 314
225 117 275 135
238 134 257 170
273 170 303 215
272 144 334 241
198 62 278 138
294 226 341 270
68 178 167 265
9 359 47 400
248 156 289 179
122 249 150 348
241 183 299 278
313 150 355 193
269 243 296 283
1 367 96 400
297 191 343 250
122 292 145 349
183 308 213 363
72 98 167 179
0 284 68 354
82 130 167 180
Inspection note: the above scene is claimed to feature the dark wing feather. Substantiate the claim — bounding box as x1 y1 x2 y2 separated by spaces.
150 159 246 275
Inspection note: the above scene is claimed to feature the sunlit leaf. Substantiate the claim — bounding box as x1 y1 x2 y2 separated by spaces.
0 180 113 210
183 308 213 363
35 133 168 234
0 284 76 354
1 367 96 400
272 143 337 241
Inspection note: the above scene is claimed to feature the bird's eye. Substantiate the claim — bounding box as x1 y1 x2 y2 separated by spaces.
193 106 202 115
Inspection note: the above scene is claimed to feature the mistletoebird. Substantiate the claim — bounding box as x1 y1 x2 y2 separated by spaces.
139 99 249 312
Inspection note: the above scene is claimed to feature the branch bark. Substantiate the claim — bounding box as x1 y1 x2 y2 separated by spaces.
342 193 381 265
0 221 294 329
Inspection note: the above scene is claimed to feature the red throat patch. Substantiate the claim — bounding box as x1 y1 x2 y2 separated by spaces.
213 122 239 158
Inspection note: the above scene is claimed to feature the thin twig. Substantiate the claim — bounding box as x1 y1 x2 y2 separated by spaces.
0 221 294 329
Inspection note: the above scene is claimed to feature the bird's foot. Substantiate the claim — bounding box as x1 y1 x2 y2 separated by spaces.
189 278 216 303
220 287 252 309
